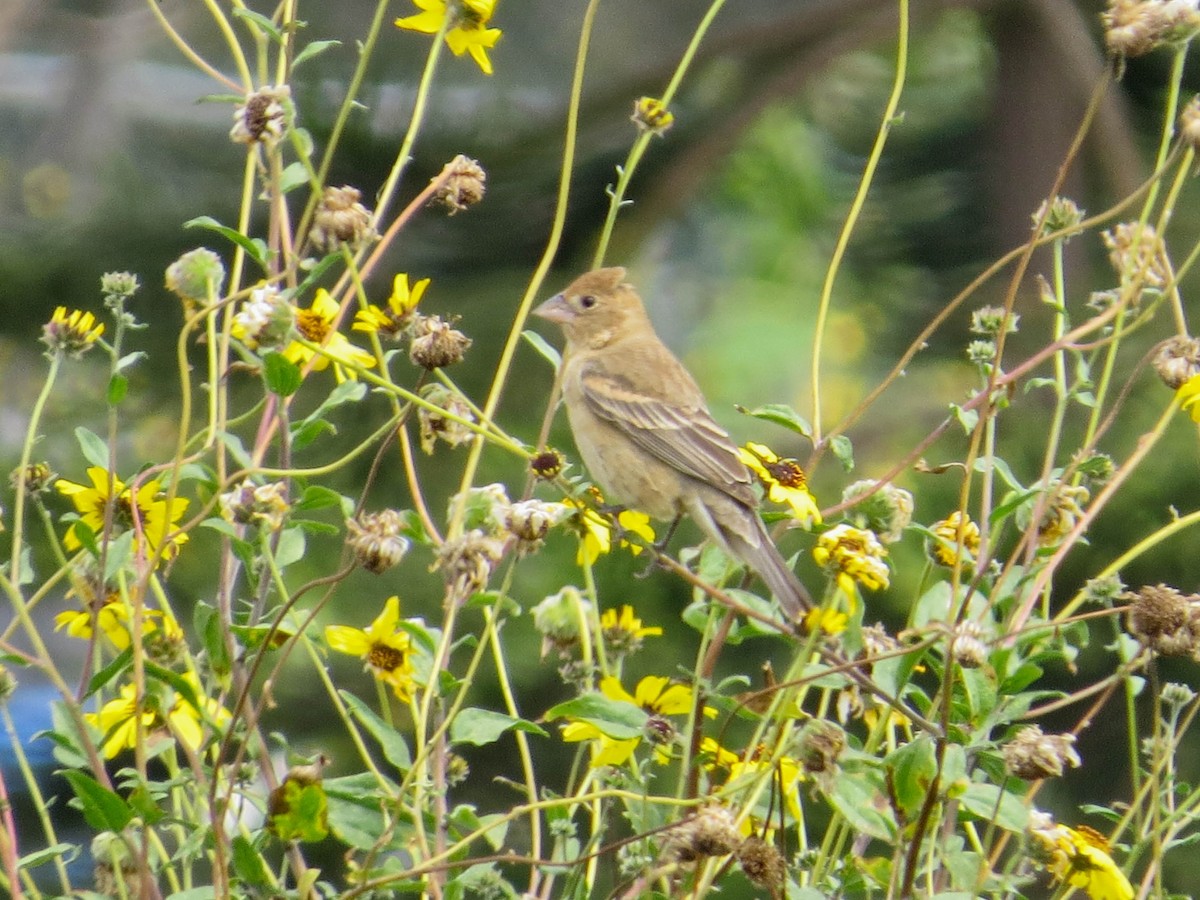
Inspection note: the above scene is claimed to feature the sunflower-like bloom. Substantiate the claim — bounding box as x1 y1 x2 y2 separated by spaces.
813 523 889 597
55 599 176 651
700 737 804 827
561 675 693 768
85 675 230 759
395 0 502 75
738 442 821 528
565 498 655 567
324 596 417 700
284 289 376 382
600 604 662 656
57 468 189 562
927 510 981 568
1029 812 1133 900
42 306 105 357
354 273 430 340
1177 373 1200 422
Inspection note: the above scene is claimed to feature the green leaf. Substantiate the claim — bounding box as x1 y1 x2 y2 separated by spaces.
75 426 110 469
107 374 128 405
521 330 561 370
886 736 938 818
268 778 329 842
827 771 894 841
543 693 646 740
294 485 348 513
958 783 1028 832
325 773 403 850
340 691 412 771
85 648 132 698
450 708 548 746
951 403 978 433
231 7 283 41
263 352 302 397
18 843 76 871
232 834 272 887
736 402 813 437
183 216 267 270
830 434 855 472
291 418 334 452
115 351 146 373
273 526 306 569
279 161 310 194
63 771 135 832
102 531 135 581
293 39 340 68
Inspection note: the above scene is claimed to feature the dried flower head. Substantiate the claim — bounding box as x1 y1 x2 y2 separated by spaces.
309 186 376 252
230 85 290 145
418 383 476 453
664 806 741 862
842 480 913 544
798 721 846 775
432 154 486 214
409 315 472 369
505 499 569 554
1126 583 1200 656
1004 725 1081 780
530 448 565 480
1153 335 1200 390
632 96 675 135
948 620 989 668
1102 221 1168 294
1161 681 1197 709
347 509 411 574
165 248 226 306
1103 0 1200 58
42 307 105 358
436 529 504 601
219 480 291 532
233 287 295 351
737 835 786 889
1022 483 1089 547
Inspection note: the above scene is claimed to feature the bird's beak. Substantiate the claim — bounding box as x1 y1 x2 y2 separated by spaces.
533 293 573 325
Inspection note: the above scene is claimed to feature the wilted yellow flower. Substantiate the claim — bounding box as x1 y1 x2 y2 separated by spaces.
354 273 430 340
813 523 889 595
1029 812 1133 900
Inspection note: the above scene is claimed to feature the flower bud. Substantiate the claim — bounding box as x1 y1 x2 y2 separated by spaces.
432 154 486 214
409 315 472 369
165 248 226 306
346 509 411 574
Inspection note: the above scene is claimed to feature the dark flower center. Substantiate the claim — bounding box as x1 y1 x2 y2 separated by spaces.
368 643 406 673
296 309 330 343
765 458 806 489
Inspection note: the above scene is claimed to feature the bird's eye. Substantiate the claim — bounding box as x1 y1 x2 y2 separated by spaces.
579 295 597 309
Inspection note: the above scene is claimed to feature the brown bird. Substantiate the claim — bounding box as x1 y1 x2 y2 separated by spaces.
534 266 812 621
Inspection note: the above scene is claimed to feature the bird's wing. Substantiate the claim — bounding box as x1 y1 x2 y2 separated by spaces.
578 365 755 503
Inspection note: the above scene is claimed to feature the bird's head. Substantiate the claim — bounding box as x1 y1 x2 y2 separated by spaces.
534 267 650 349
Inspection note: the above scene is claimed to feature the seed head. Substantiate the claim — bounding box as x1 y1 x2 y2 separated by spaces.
230 85 290 145
432 154 486 214
346 509 411 574
310 186 376 252
1004 725 1081 780
1153 335 1200 390
409 315 472 369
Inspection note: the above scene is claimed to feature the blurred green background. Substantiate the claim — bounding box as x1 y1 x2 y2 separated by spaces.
4 0 1200 893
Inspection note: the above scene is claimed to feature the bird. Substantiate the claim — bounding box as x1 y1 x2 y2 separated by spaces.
534 266 813 622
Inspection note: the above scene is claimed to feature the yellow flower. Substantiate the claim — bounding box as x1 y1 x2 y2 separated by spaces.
284 289 376 382
55 599 170 651
813 523 889 595
566 497 655 567
1029 813 1133 900
85 675 229 759
700 737 804 828
1178 373 1200 422
738 442 822 528
324 596 417 700
57 468 189 561
395 0 502 75
561 675 693 768
42 306 105 357
353 273 430 340
927 510 981 568
803 606 849 636
600 604 663 654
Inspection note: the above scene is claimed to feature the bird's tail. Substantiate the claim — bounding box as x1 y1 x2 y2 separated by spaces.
687 494 813 622
725 523 813 622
